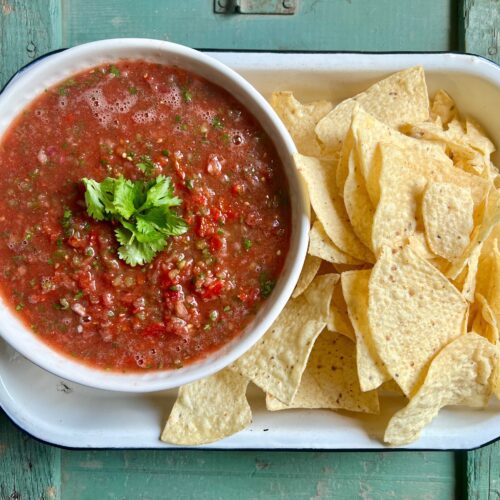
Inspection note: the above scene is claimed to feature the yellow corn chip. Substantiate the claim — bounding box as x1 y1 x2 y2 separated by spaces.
481 225 500 258
327 280 355 341
465 118 495 158
315 67 429 155
476 246 496 299
353 107 488 207
230 274 337 404
266 330 379 414
342 270 391 391
343 146 375 250
454 242 483 302
430 89 457 125
368 245 467 397
292 254 322 298
384 333 497 446
270 91 333 157
494 358 500 400
447 188 500 280
372 143 427 253
486 247 500 325
309 221 364 265
335 128 355 194
403 120 490 177
379 379 405 396
471 293 499 344
422 182 474 260
331 263 368 273
294 153 374 262
161 369 251 445
407 232 436 260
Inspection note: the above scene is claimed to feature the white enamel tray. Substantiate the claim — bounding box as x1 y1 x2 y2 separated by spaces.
0 51 499 449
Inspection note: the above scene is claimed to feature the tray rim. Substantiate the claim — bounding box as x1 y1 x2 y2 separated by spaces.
1 48 499 450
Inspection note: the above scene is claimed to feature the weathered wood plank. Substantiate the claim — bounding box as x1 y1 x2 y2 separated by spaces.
0 0 62 88
461 0 500 64
466 441 500 500
0 410 61 500
460 4 500 497
60 448 457 499
63 0 456 52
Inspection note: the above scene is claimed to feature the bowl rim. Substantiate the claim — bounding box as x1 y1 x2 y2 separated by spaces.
0 38 309 392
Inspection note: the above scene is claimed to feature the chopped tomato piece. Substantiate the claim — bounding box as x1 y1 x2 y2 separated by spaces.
199 279 224 300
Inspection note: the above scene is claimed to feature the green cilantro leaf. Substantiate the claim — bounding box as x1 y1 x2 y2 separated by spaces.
142 175 182 209
118 237 167 267
113 176 137 219
82 178 107 220
136 155 155 174
163 211 190 236
83 175 188 266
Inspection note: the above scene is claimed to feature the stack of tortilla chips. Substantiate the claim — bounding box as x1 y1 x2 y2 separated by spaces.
162 67 499 447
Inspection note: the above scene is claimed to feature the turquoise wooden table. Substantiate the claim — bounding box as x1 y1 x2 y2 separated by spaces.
0 1 499 498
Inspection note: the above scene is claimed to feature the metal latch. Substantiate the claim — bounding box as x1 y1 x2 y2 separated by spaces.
214 0 297 15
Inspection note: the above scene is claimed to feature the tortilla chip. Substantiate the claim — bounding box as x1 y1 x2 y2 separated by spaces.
384 333 497 445
368 245 467 397
484 247 500 326
403 120 489 177
342 270 391 391
465 118 495 158
335 128 355 194
343 146 375 250
407 232 436 260
481 225 500 258
266 330 379 414
471 293 499 344
371 143 427 253
353 108 488 207
327 280 356 341
331 263 367 273
494 358 500 400
452 242 482 302
161 369 251 445
309 220 364 265
294 153 374 262
270 91 333 157
230 274 337 404
379 379 405 396
476 246 497 299
292 254 322 298
422 182 474 260
315 66 429 155
447 188 500 280
430 89 457 125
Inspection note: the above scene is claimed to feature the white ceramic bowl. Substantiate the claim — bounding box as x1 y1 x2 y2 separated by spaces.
0 39 309 392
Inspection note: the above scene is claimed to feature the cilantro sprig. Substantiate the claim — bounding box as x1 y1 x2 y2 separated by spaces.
82 175 188 266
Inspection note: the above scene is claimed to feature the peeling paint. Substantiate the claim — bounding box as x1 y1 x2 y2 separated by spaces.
1 1 13 15
45 485 57 499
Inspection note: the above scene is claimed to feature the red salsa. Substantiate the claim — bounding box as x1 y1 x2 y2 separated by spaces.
0 61 291 371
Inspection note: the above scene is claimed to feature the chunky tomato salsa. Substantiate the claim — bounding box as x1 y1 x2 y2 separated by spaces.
0 61 291 371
